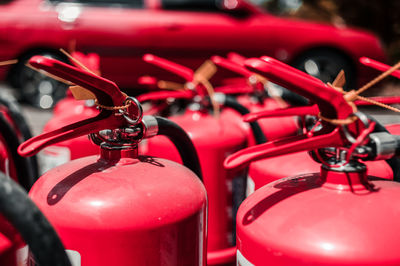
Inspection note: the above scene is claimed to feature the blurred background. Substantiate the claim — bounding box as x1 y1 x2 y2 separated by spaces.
0 0 399 134
258 0 400 63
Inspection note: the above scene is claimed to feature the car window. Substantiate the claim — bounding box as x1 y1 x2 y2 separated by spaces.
161 0 222 12
48 0 144 8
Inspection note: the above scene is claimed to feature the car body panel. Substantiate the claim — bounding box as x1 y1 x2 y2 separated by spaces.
0 0 387 89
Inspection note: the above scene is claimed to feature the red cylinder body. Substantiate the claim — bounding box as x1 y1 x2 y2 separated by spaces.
237 165 400 265
29 147 207 265
142 109 247 258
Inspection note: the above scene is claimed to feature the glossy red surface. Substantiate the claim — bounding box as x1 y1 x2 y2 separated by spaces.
0 0 386 88
143 109 245 264
30 148 207 266
237 168 400 265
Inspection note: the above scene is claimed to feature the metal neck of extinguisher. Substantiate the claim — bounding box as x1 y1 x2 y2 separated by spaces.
17 56 203 181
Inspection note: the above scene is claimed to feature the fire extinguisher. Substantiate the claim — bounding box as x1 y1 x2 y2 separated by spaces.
0 171 71 266
225 56 400 265
138 54 270 265
18 55 207 266
238 57 400 193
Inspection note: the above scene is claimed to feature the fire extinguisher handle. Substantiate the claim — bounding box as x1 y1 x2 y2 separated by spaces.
211 55 253 78
18 112 125 157
355 95 400 106
224 128 344 170
259 56 324 84
360 57 400 79
0 172 71 266
244 105 319 122
245 57 354 120
154 116 203 181
227 52 247 65
143 54 194 81
137 90 194 103
28 56 129 109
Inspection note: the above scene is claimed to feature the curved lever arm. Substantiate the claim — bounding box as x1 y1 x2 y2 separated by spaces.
244 94 400 121
211 55 252 77
227 52 247 65
244 105 319 122
224 127 343 170
18 111 125 157
143 54 194 81
245 57 354 120
29 56 126 108
137 90 194 103
360 57 400 79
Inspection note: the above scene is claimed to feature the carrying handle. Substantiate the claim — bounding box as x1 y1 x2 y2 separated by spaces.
19 56 140 157
137 90 194 103
244 105 319 122
224 127 343 170
244 95 400 121
29 56 127 108
245 57 354 120
211 55 253 78
143 54 194 81
18 112 124 157
360 57 400 79
227 52 247 65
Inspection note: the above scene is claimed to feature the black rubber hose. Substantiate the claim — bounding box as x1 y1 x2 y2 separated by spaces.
0 96 39 182
223 95 267 144
0 113 36 191
369 116 400 182
155 116 203 181
0 172 71 266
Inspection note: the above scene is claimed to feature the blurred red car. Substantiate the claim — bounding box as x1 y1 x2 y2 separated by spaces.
0 0 387 108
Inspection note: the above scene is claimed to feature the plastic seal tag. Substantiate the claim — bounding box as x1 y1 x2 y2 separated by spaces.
69 85 96 100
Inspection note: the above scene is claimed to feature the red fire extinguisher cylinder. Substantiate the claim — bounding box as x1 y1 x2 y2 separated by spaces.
18 56 208 266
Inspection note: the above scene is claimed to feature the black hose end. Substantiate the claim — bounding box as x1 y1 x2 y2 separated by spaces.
155 116 203 181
